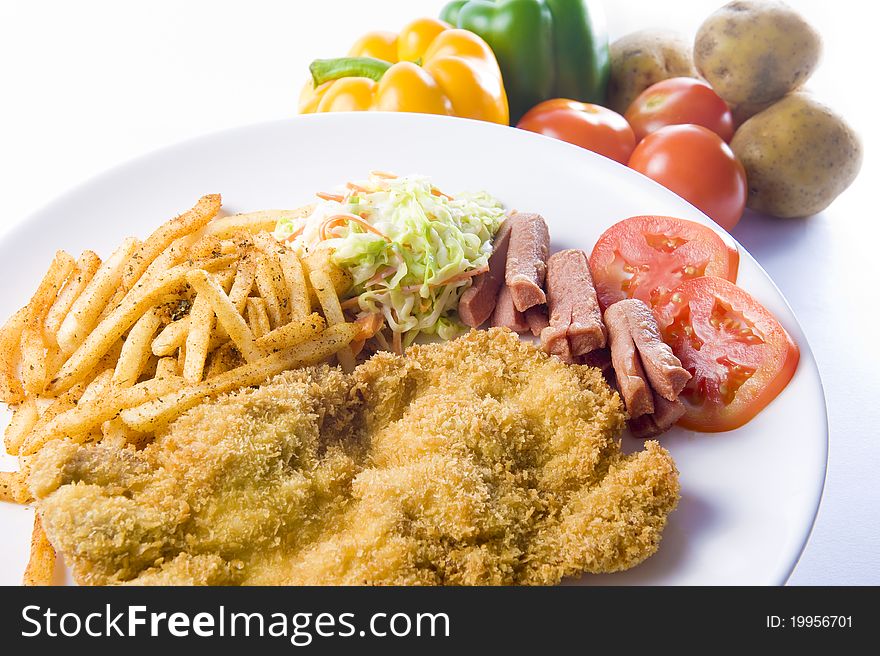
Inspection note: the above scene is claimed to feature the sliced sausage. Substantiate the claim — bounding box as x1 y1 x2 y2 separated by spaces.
613 299 691 400
628 394 686 439
541 249 606 358
605 302 654 419
490 284 530 333
524 305 549 337
505 213 549 312
459 216 516 328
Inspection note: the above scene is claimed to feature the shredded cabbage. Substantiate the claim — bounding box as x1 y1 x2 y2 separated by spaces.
275 174 505 346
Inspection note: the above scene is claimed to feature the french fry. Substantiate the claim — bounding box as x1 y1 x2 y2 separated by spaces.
256 313 326 353
21 251 77 394
186 269 263 363
21 375 183 455
254 253 284 328
120 194 221 292
120 322 359 433
204 345 232 379
48 254 236 394
78 367 115 406
227 255 255 313
0 471 31 504
246 297 271 339
155 356 178 380
0 307 27 404
22 516 55 586
140 234 196 286
100 417 144 446
200 208 310 240
4 397 39 456
113 307 162 387
278 248 311 321
152 317 190 357
45 250 101 340
57 237 139 354
308 268 355 372
183 292 214 383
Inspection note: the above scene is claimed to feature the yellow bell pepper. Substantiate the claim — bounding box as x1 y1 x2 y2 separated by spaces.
299 17 509 125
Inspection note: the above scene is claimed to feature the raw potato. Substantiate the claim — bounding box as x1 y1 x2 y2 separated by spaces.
694 0 821 106
608 30 697 114
731 93 862 217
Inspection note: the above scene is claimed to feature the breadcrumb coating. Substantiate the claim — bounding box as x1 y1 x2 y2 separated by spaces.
29 328 679 585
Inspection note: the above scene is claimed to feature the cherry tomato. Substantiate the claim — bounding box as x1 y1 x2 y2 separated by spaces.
589 215 739 327
517 99 636 164
662 276 799 432
628 125 747 231
625 77 734 142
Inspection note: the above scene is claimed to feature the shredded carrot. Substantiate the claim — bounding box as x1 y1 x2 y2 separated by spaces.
370 170 398 179
355 313 385 340
281 223 306 242
431 187 454 201
316 191 344 202
346 181 371 193
319 214 390 242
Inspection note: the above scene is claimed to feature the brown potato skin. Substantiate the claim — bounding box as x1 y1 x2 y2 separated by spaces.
608 30 698 114
731 93 862 218
694 0 822 106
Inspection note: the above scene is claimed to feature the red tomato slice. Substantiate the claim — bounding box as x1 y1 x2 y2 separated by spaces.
589 215 739 326
663 276 799 432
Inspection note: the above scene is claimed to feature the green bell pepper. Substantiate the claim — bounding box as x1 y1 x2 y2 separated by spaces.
440 0 610 124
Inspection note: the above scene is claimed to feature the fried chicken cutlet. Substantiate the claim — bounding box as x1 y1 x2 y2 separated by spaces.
28 328 679 585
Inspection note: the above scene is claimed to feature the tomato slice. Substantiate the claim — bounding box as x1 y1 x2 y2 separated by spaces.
589 215 739 326
663 276 799 432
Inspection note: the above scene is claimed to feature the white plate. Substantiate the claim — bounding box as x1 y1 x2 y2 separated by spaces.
0 112 827 586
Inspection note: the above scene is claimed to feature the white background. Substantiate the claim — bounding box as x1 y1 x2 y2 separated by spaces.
0 0 876 585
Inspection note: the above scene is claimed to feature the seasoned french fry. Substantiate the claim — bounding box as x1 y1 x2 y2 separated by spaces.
20 251 77 394
21 375 183 455
278 248 311 320
4 397 39 456
0 307 27 404
22 516 55 586
256 313 326 353
48 254 236 394
78 367 114 407
204 345 232 379
152 317 190 357
45 250 101 340
254 253 284 328
183 292 214 383
155 356 178 380
113 308 162 387
0 471 31 504
121 323 359 433
186 269 263 363
246 298 271 339
101 417 144 446
57 237 139 354
29 379 90 442
140 234 196 286
121 194 221 292
308 268 355 372
200 208 311 240
227 255 256 313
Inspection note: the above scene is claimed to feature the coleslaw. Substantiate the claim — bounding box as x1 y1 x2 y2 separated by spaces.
275 173 506 349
